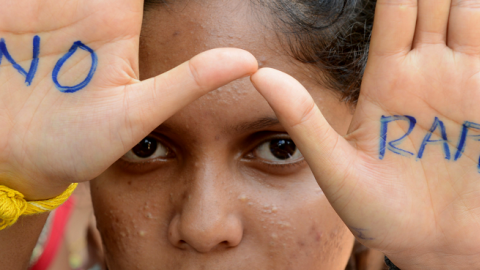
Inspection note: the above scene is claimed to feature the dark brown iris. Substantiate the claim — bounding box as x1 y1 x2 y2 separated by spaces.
269 139 296 160
132 137 157 158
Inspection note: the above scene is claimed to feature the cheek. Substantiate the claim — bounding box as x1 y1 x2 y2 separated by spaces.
90 166 354 269
90 170 175 269
243 186 354 269
293 197 354 267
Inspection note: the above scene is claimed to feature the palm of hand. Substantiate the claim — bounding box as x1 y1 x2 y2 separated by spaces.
0 0 257 199
0 0 143 189
252 1 480 268
350 44 480 262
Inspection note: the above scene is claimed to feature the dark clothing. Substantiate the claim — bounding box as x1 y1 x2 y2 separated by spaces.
385 257 401 270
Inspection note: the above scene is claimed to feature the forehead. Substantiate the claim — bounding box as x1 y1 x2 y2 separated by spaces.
139 1 277 124
140 0 289 77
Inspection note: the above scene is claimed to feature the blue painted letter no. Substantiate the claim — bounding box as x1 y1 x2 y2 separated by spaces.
52 41 98 93
0 37 97 92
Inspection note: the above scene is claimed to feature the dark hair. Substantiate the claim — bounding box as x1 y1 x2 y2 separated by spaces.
144 0 375 104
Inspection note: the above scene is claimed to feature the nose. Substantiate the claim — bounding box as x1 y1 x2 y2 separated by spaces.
168 170 244 253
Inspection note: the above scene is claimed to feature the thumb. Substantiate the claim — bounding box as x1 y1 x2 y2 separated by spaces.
122 48 258 147
250 68 359 206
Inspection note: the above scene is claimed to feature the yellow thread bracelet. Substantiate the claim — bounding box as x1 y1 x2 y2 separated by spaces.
0 183 78 230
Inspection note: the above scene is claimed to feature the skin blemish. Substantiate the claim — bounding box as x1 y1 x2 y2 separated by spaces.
309 224 323 242
315 232 322 242
258 55 267 67
278 221 291 228
238 194 247 202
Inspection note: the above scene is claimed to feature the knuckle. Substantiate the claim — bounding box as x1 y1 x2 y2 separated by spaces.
290 97 317 128
451 0 480 8
187 60 206 92
376 0 417 8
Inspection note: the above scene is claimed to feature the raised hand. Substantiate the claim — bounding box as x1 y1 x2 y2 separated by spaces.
251 0 480 268
0 0 257 200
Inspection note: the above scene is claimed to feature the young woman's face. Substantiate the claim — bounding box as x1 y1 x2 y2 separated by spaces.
91 0 355 269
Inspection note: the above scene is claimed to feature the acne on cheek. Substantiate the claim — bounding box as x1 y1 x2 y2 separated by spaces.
238 193 343 268
287 193 352 265
260 205 294 249
97 202 172 270
293 222 350 264
237 194 295 246
93 179 166 258
97 208 136 258
296 223 324 251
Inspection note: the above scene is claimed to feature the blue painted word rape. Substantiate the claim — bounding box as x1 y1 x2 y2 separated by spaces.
0 36 97 93
379 115 480 172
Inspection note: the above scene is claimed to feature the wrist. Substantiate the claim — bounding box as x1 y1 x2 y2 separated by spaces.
1 178 77 230
0 170 70 201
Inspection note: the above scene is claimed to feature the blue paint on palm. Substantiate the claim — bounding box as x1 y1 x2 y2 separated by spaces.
0 36 97 92
0 35 40 86
417 117 450 160
52 41 98 93
380 115 480 172
379 115 416 159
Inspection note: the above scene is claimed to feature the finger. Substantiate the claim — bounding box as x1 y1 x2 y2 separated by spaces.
413 0 451 46
250 68 358 202
123 48 258 145
369 0 417 57
447 0 480 54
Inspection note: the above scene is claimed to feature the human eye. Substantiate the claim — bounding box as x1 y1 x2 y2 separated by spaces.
122 136 174 163
252 137 303 165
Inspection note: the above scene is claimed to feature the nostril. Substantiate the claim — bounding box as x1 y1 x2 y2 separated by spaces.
176 240 188 250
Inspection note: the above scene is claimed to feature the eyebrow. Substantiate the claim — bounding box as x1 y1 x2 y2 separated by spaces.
154 116 281 136
229 117 281 134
